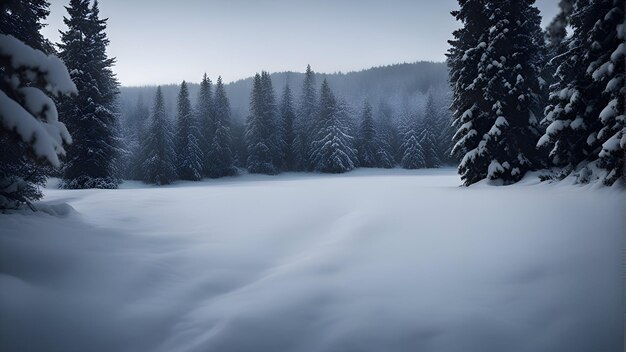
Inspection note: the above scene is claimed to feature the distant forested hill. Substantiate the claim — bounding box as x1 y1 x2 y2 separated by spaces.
119 61 449 122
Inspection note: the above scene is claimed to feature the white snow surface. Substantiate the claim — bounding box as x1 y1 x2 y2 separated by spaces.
0 169 623 352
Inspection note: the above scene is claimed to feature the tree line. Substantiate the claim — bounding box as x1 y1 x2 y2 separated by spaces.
448 0 624 186
124 66 456 184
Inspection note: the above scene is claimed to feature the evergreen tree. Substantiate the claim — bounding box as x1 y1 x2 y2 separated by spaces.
356 101 378 167
0 0 53 53
139 87 177 185
294 65 317 171
310 79 357 173
58 0 121 189
588 0 624 185
0 34 75 209
447 0 490 184
420 93 442 168
400 110 425 169
246 73 277 174
449 0 543 185
196 73 214 176
375 101 397 168
175 81 203 181
538 0 624 185
207 77 236 178
261 72 283 170
434 92 457 164
123 94 149 180
280 83 297 171
0 1 61 209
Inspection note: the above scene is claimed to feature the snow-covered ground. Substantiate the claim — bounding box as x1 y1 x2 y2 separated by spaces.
0 168 623 352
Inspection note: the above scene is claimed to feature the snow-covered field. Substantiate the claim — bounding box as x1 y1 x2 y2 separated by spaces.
0 168 623 352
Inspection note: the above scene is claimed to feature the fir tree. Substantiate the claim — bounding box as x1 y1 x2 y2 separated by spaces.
123 94 149 180
400 110 425 169
310 79 357 173
196 73 214 176
207 77 236 178
450 0 543 185
58 0 121 189
294 65 317 171
261 72 283 170
0 34 75 209
0 0 61 209
447 0 490 184
139 87 177 185
588 0 624 185
280 83 297 171
175 81 203 181
246 73 277 174
375 101 397 168
356 101 378 167
420 93 442 168
538 0 624 185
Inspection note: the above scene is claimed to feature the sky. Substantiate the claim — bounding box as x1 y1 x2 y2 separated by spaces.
42 0 560 86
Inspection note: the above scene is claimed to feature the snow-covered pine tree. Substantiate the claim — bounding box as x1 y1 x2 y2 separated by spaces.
375 101 397 168
174 81 203 181
310 79 357 173
294 65 317 171
0 1 65 209
246 73 277 174
196 73 214 176
0 34 76 209
400 110 425 169
280 83 297 171
447 0 490 184
0 0 53 53
58 0 121 189
207 76 236 178
420 93 442 168
588 0 624 185
139 87 177 185
476 0 543 184
356 101 378 167
261 72 283 170
539 0 624 185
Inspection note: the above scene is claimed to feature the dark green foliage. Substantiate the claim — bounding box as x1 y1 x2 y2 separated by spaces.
206 77 236 178
175 81 203 181
58 0 121 189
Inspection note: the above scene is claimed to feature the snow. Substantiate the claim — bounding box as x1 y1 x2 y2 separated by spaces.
0 89 71 167
0 169 623 352
0 34 77 96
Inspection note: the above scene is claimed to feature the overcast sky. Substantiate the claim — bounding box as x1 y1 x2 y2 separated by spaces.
42 0 560 86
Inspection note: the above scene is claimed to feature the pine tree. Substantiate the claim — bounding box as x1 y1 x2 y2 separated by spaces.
400 110 425 169
420 93 442 168
294 65 317 171
434 92 457 164
375 101 397 168
58 0 121 189
449 0 543 185
447 0 490 184
0 1 64 209
196 73 214 176
207 76 236 178
261 72 283 170
356 101 378 167
0 0 53 53
0 34 75 209
123 94 149 180
310 79 357 173
175 81 203 181
280 83 297 171
538 0 624 185
139 87 177 185
588 0 624 185
246 73 277 174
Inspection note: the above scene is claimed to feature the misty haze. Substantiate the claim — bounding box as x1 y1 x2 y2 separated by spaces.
0 1 623 352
